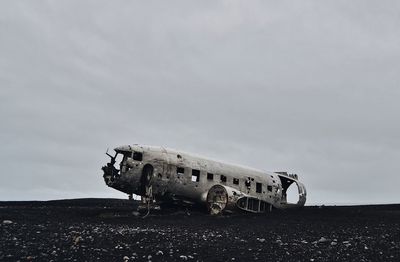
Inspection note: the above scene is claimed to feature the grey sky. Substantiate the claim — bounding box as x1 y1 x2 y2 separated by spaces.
1 1 399 204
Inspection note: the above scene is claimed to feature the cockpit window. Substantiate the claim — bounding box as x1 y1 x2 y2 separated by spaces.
132 151 143 161
114 153 123 169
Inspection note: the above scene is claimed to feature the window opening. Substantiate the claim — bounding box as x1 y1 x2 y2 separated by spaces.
132 151 143 161
192 169 200 182
256 183 262 193
245 179 251 188
207 173 214 180
177 167 185 177
220 175 227 183
233 178 239 185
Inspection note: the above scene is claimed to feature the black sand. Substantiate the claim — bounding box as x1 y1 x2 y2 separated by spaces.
1 199 399 261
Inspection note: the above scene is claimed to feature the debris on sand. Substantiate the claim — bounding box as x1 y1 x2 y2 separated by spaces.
0 199 399 261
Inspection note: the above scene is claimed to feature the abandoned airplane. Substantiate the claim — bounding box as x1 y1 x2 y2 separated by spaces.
102 145 306 215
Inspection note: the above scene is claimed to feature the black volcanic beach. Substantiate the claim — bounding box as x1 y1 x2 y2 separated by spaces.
1 199 399 261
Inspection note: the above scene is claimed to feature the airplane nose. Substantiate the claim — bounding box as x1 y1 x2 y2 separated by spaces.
102 163 118 186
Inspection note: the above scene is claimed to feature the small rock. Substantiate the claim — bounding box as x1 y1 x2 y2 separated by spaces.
73 236 83 245
257 238 266 243
2 220 13 224
331 242 337 246
156 251 163 256
123 255 129 261
318 237 328 243
180 255 188 260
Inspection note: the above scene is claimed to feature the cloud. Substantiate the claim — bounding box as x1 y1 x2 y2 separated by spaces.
1 1 399 204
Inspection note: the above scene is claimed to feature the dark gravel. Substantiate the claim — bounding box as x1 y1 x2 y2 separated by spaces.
1 199 399 261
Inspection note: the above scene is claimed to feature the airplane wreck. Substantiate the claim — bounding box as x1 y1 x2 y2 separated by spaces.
102 145 306 215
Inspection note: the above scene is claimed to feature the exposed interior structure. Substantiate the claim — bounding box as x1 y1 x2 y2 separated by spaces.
102 145 307 215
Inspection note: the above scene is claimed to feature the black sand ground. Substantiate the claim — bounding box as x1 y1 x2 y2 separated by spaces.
1 199 399 261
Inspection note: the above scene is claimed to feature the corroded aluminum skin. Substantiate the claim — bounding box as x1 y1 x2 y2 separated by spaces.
102 144 306 212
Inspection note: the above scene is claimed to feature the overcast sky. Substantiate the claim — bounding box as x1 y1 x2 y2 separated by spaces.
1 1 399 204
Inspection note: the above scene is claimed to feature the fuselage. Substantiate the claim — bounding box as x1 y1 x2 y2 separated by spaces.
102 144 306 212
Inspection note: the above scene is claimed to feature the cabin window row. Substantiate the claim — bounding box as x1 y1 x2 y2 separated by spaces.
176 167 269 194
